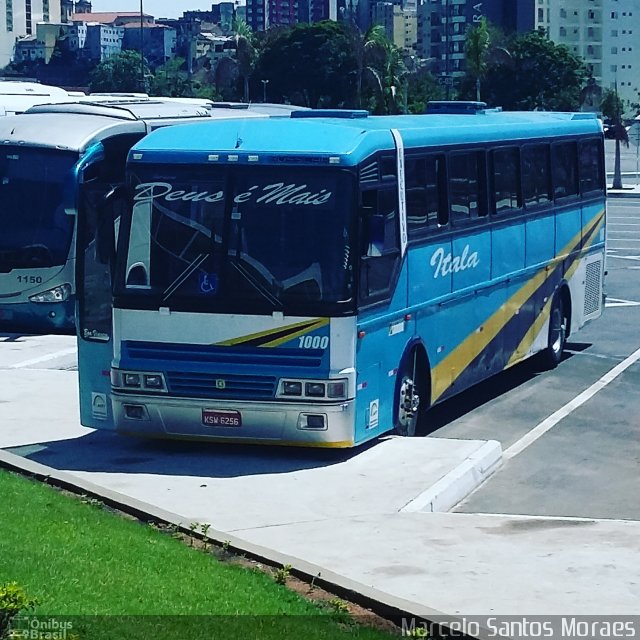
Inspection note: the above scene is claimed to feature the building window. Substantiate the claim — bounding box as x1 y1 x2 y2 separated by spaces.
612 30 618 36
6 0 13 31
611 11 618 18
612 47 618 54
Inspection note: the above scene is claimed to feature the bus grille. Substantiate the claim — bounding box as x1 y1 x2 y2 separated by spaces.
584 259 602 317
166 371 277 399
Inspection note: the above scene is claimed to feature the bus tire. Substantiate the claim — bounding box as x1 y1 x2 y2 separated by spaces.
394 349 425 437
540 294 567 370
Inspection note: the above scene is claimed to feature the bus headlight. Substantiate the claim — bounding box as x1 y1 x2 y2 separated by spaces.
111 369 167 392
305 382 325 397
282 381 302 396
29 283 72 303
124 373 141 388
277 378 348 401
327 381 347 398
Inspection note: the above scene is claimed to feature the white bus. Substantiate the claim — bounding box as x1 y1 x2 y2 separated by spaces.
0 80 76 114
0 99 267 332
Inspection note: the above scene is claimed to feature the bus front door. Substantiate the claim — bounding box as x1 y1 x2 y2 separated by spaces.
76 183 121 430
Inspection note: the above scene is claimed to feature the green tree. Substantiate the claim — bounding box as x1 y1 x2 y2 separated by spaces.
601 87 629 189
255 22 357 108
480 29 586 111
405 66 444 114
149 57 191 97
231 18 257 102
349 23 387 109
89 50 149 93
380 41 408 114
465 16 490 101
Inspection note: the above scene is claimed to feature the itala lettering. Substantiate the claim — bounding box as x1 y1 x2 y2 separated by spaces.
134 181 332 207
430 244 480 278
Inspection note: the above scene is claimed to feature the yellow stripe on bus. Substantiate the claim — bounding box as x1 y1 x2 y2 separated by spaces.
506 211 605 367
431 209 605 404
214 317 329 347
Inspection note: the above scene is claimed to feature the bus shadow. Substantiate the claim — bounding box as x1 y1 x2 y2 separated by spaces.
9 341 594 475
10 429 376 479
420 340 591 434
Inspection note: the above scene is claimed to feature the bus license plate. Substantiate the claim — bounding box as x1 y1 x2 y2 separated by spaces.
202 409 242 428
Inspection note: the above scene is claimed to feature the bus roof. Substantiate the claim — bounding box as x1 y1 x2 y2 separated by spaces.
0 102 266 153
129 110 603 167
0 80 73 114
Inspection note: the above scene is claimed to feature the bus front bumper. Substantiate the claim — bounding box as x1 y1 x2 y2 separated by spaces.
0 300 75 333
111 393 357 448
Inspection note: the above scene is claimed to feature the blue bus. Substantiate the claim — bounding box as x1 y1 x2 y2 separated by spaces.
77 103 605 446
0 99 265 332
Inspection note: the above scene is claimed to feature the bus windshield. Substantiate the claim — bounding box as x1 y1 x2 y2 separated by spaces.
0 147 78 272
116 165 356 314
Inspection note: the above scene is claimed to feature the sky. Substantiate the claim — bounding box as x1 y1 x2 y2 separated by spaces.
90 2 230 20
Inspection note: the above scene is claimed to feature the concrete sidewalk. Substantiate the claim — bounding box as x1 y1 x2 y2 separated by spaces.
2 368 640 620
607 183 640 197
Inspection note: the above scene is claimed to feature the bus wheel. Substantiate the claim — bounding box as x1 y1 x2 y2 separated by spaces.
394 352 422 437
540 295 567 370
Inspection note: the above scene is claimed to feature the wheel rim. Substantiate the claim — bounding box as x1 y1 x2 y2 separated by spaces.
549 306 566 356
398 376 420 435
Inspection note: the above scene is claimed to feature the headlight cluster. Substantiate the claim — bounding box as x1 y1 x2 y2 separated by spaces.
111 369 167 392
277 378 348 401
29 283 72 303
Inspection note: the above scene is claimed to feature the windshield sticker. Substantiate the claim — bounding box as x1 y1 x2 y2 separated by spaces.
199 272 218 294
134 181 333 207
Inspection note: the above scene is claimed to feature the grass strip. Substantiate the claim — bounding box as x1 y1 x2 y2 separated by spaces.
0 469 398 639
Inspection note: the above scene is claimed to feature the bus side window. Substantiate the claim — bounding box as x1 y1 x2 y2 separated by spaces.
579 138 604 194
490 146 522 215
359 188 400 303
552 141 578 200
405 157 428 236
522 144 551 208
448 151 487 223
406 154 448 238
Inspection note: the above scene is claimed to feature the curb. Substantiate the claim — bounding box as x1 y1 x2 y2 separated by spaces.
399 440 502 513
607 190 640 198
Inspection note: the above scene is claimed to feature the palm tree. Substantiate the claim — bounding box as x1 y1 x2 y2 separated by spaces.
601 87 629 189
465 17 490 101
231 18 256 103
350 24 388 109
381 41 408 114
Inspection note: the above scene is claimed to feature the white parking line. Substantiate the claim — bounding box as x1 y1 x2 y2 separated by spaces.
503 345 640 460
8 347 78 369
606 298 640 307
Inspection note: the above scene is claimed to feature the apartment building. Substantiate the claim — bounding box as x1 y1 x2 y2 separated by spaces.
371 1 417 51
417 0 534 84
1 0 62 66
537 0 640 107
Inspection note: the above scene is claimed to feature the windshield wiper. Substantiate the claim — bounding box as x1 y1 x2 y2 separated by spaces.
230 261 282 309
161 253 208 303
